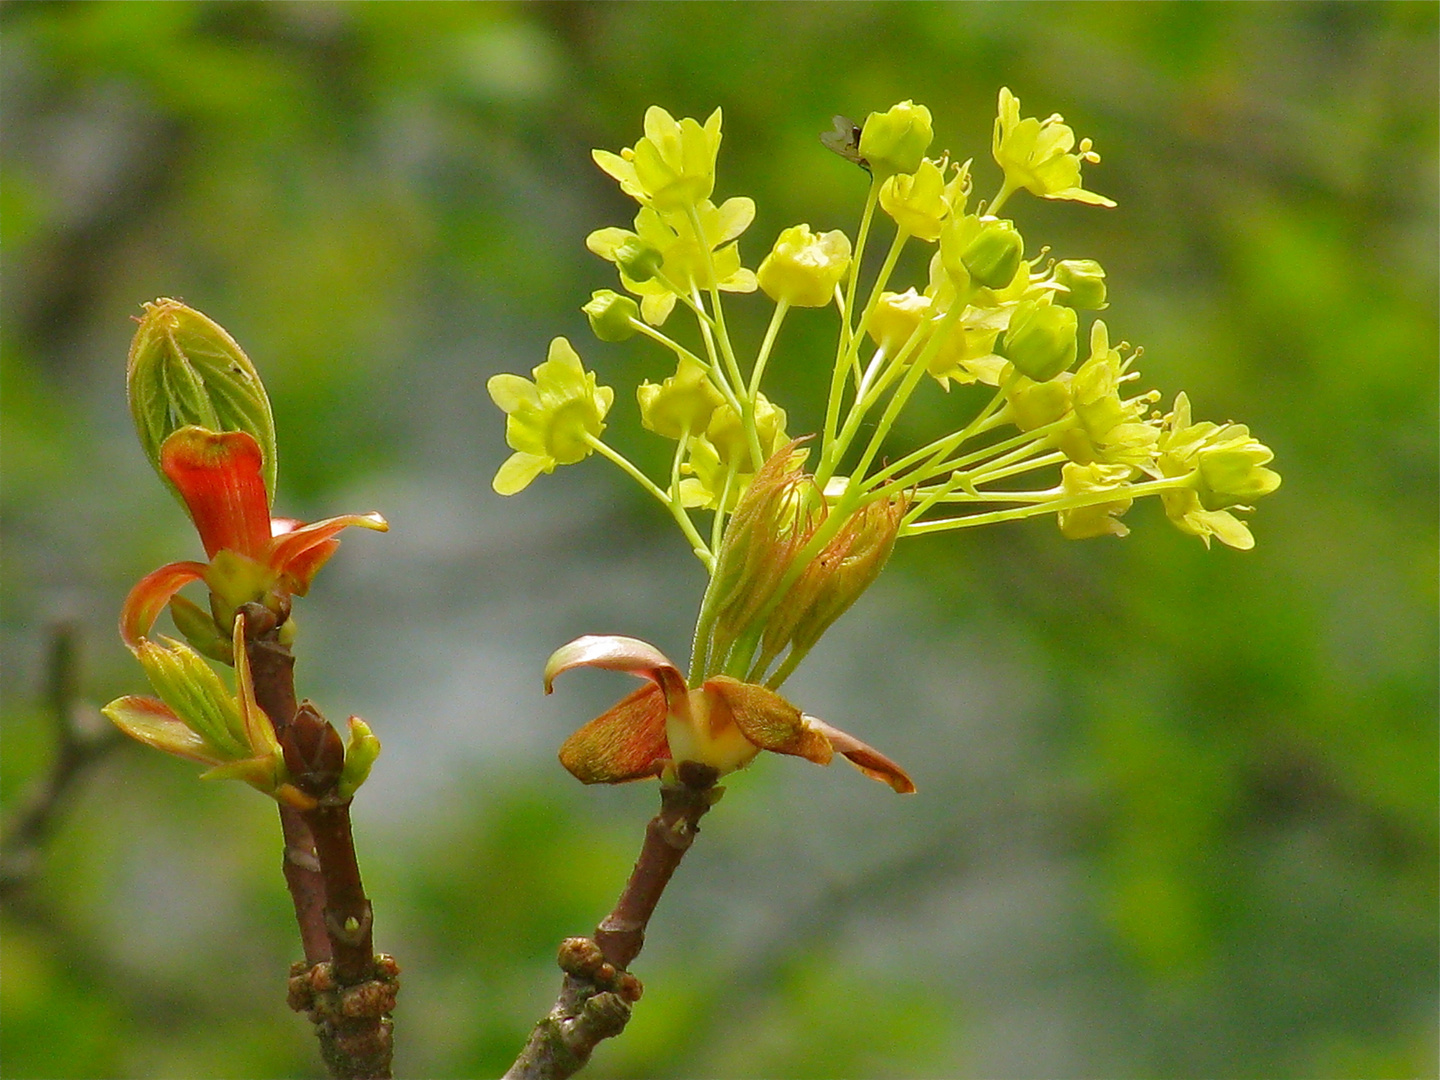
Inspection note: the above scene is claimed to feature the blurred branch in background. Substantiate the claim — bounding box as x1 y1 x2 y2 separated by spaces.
0 623 122 902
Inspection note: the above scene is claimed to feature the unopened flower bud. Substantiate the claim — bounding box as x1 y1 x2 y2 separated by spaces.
1196 440 1282 510
961 218 1024 290
1002 300 1077 382
614 236 665 282
858 100 933 180
706 394 787 466
757 224 851 307
868 289 931 355
583 290 640 342
128 299 277 501
637 357 725 440
1053 259 1108 309
1005 373 1073 431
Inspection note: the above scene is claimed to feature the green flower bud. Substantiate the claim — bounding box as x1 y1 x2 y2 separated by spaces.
1053 259 1108 309
127 299 277 501
706 394 787 467
613 236 665 283
1002 300 1078 382
1196 441 1282 510
858 100 933 180
582 290 641 342
1005 373 1072 431
961 218 1024 290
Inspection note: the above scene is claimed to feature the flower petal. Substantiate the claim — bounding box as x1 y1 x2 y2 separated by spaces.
120 561 209 650
267 511 388 594
543 634 688 705
558 682 672 784
160 427 272 559
493 452 551 495
803 716 916 793
102 695 225 764
702 676 832 765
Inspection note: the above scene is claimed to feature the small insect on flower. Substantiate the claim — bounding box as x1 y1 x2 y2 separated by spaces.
821 115 869 172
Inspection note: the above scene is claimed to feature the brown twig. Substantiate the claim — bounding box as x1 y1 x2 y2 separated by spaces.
505 762 721 1080
240 604 395 1080
0 623 122 900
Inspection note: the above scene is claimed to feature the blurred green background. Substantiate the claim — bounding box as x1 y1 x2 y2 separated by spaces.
2 3 1436 1077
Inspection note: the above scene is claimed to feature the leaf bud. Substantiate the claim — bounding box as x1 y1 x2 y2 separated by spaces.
1002 299 1078 382
858 100 933 180
961 218 1024 290
280 702 346 799
336 717 381 800
583 290 641 342
127 299 277 502
168 594 233 664
1053 259 1108 309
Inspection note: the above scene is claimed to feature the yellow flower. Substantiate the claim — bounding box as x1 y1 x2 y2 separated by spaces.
992 87 1115 207
868 289 1003 388
756 224 852 307
1148 393 1281 549
587 198 757 326
592 106 724 213
544 634 913 792
869 288 932 355
488 337 614 495
1055 321 1159 467
1057 462 1134 540
878 158 950 241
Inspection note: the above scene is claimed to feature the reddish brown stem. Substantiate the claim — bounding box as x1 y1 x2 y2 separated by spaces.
505 763 720 1080
302 801 375 984
594 762 719 970
241 605 393 1080
242 607 331 965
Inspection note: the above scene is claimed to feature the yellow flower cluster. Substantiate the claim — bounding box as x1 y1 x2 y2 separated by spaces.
487 89 1282 750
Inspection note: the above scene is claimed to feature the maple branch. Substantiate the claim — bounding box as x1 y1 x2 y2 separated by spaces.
505 763 721 1080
